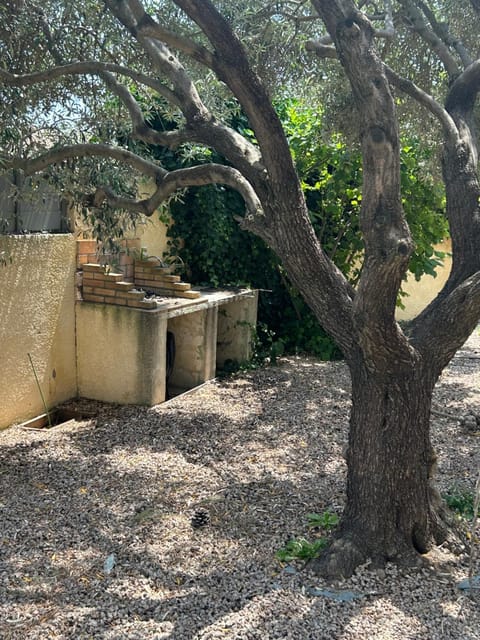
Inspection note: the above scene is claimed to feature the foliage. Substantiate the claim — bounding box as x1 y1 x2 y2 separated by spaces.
307 511 340 530
278 99 448 284
276 510 339 562
444 488 475 520
276 537 328 562
165 99 448 358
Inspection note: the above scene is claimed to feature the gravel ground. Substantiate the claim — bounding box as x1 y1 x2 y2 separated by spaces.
0 329 479 639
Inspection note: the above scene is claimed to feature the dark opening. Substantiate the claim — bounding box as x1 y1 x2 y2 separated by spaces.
165 330 176 399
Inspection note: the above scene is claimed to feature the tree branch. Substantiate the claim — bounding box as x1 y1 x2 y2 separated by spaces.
305 40 338 58
171 0 299 188
121 0 215 68
104 0 210 125
398 0 460 79
151 164 263 220
410 271 480 373
417 1 473 69
0 63 205 150
89 163 263 226
88 186 155 215
0 61 180 107
3 144 165 179
384 65 458 142
445 59 480 115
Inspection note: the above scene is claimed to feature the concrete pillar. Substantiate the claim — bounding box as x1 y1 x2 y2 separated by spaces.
216 291 258 367
167 307 218 393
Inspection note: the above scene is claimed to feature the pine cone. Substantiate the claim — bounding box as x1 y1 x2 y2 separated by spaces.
191 509 210 529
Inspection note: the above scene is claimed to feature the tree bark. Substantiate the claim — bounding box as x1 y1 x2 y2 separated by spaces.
310 353 450 578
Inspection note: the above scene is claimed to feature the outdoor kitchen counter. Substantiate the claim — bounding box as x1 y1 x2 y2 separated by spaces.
75 288 258 406
153 287 257 318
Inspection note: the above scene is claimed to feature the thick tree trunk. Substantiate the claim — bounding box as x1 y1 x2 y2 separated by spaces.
311 356 450 578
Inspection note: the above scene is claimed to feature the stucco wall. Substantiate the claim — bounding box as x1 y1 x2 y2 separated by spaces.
135 181 171 259
0 234 77 429
217 292 259 367
396 239 452 321
76 303 167 405
168 308 218 393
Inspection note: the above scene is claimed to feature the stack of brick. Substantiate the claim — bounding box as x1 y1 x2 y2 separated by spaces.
76 238 139 280
117 250 135 281
134 259 201 299
82 264 157 309
116 238 140 281
76 239 99 269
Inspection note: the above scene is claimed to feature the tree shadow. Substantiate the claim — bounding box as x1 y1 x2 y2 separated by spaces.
0 380 350 638
0 344 479 638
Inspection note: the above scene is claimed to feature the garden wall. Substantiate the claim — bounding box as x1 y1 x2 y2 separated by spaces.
0 234 77 429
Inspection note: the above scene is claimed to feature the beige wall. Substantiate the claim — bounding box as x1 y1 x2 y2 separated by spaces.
76 303 167 405
396 239 452 321
217 293 259 366
0 234 77 429
135 181 171 259
168 308 218 393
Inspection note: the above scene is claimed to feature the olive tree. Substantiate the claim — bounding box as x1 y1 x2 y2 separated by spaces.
1 0 480 577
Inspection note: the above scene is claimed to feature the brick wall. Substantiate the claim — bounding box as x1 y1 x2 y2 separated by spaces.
77 242 201 309
81 264 157 309
134 260 200 299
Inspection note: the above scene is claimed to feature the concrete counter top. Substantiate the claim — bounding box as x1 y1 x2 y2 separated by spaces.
153 288 257 319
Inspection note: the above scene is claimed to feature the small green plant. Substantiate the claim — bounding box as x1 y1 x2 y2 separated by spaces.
443 488 475 520
307 511 339 530
276 537 328 563
276 510 339 563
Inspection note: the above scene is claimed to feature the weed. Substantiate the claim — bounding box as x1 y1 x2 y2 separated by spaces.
443 488 475 520
276 510 339 563
276 537 328 563
307 511 339 530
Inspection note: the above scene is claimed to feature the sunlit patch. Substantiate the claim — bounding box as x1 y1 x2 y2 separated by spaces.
343 601 428 639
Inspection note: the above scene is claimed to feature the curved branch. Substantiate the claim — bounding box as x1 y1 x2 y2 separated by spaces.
98 1 265 189
410 271 480 373
0 63 201 149
150 164 263 220
88 186 155 215
445 59 480 114
90 163 263 226
122 0 215 68
98 70 147 132
104 0 210 125
417 1 472 69
4 144 165 179
171 0 298 186
384 65 458 142
0 61 180 107
398 0 460 79
305 40 338 58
